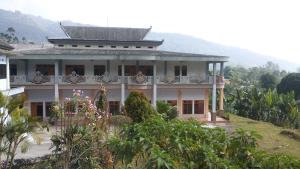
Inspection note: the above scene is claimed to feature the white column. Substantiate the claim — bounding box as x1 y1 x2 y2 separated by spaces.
6 57 10 90
152 61 157 108
42 101 46 121
192 100 195 115
54 60 59 102
211 63 217 121
121 62 125 106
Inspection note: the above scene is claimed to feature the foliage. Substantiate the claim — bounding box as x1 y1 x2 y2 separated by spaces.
156 101 178 120
0 27 19 43
277 73 300 100
0 92 39 169
125 92 155 123
260 73 278 89
228 86 300 128
108 116 300 169
50 89 113 169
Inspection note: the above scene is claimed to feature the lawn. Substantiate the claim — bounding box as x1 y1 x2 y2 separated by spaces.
229 114 300 158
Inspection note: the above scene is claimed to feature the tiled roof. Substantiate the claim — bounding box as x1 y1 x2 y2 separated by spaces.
62 25 151 41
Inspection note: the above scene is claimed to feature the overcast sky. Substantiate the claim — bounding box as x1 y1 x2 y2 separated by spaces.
1 0 300 64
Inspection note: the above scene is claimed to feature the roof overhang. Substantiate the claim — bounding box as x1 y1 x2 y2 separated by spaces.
11 48 229 62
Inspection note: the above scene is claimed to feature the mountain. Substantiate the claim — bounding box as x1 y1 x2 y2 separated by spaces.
0 9 298 71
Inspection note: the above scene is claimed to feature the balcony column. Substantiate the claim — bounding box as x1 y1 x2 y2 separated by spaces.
121 61 125 106
219 88 224 110
211 62 217 122
54 60 59 102
6 57 10 90
42 101 46 121
152 61 157 108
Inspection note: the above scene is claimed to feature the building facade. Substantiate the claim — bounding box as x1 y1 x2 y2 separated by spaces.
0 40 24 96
10 26 228 121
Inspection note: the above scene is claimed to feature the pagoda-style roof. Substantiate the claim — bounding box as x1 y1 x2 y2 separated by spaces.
0 39 14 50
62 25 151 41
47 38 163 47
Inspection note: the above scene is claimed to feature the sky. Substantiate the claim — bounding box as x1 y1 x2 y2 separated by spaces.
0 0 300 64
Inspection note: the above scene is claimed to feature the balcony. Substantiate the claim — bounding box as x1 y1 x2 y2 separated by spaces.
10 73 224 86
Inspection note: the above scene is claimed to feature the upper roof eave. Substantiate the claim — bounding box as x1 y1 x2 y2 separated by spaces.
12 48 229 62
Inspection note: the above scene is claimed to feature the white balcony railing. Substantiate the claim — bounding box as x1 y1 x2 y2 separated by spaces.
10 75 224 85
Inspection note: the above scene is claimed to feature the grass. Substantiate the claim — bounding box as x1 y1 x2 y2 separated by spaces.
229 114 300 158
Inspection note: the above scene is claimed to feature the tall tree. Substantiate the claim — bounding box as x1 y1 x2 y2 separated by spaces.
277 73 300 100
260 73 278 89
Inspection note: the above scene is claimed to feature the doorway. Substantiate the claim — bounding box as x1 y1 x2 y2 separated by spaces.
31 102 43 119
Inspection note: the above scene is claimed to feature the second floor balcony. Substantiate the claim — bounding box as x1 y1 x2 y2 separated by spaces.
10 71 224 86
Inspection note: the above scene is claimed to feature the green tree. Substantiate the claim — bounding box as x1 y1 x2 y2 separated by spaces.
125 92 155 123
277 73 300 100
0 92 38 169
260 73 278 89
156 101 178 120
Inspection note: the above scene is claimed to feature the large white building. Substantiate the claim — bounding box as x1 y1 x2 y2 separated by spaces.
0 40 24 96
10 26 228 121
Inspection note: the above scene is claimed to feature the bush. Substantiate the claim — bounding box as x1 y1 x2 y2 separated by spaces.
156 101 178 120
260 73 278 89
231 87 300 129
125 92 155 123
108 117 300 169
277 73 300 100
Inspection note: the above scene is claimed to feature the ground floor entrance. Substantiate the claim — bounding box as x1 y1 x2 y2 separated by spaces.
30 101 54 120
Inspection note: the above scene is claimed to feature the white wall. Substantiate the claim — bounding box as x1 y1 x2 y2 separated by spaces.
0 56 7 91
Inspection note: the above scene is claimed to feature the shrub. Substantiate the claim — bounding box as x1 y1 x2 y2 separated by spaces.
108 117 300 169
125 92 155 123
260 73 278 89
277 73 300 100
156 101 178 120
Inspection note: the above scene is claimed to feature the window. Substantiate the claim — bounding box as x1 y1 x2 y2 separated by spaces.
167 100 177 107
182 65 187 76
183 100 193 114
98 45 104 48
36 64 54 75
118 65 137 76
65 65 85 75
136 46 141 48
174 66 180 76
139 65 153 76
109 101 120 115
174 65 187 76
85 45 91 47
148 46 153 49
58 44 64 47
72 45 78 47
0 64 6 79
123 46 129 48
111 46 116 48
94 65 106 75
10 64 17 76
194 100 204 114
